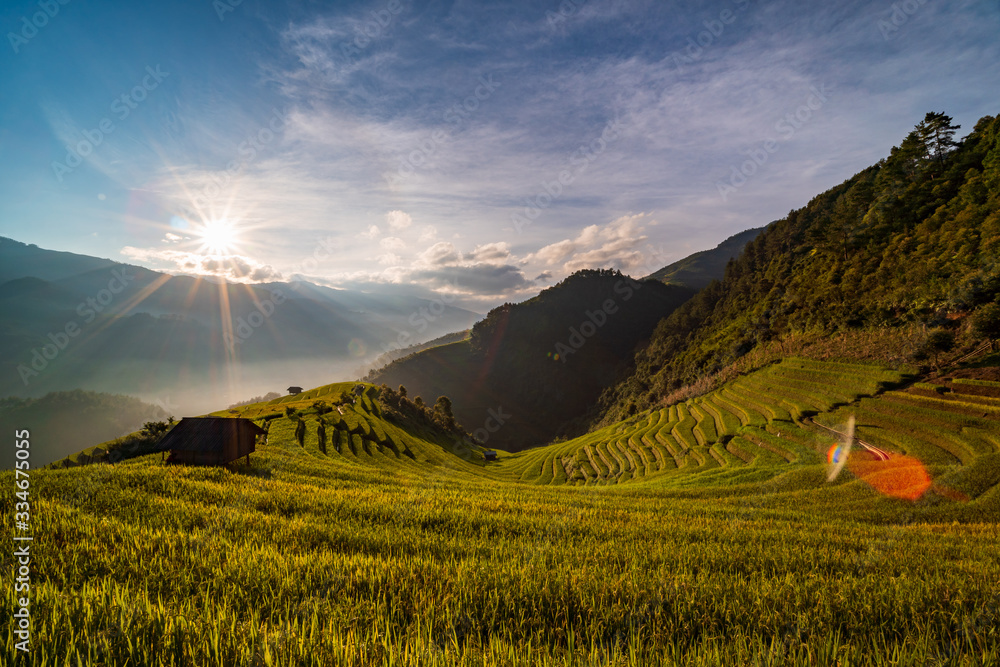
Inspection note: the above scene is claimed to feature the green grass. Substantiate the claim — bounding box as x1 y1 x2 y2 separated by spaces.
8 434 1000 666
504 359 934 489
953 378 1000 388
7 360 1000 665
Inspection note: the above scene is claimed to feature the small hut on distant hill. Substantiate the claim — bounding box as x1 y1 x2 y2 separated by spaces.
287 386 303 395
160 417 265 466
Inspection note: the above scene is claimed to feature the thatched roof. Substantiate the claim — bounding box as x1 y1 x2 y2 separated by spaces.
157 417 265 454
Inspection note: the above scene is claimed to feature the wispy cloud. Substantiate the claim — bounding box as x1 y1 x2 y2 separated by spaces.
44 0 990 312
527 214 652 274
121 247 283 283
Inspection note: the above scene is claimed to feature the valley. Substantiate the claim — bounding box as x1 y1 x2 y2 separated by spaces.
10 352 999 665
3 66 999 666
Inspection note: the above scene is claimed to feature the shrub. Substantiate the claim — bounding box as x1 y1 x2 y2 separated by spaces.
971 302 1000 348
923 329 956 366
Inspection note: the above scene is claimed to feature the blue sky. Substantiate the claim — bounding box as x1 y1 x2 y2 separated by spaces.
1 0 998 310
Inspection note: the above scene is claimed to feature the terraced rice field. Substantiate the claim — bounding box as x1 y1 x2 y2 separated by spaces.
501 359 923 487
815 376 1000 501
184 361 999 506
6 360 1000 665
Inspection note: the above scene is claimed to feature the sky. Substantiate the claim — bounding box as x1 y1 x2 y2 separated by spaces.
1 0 998 311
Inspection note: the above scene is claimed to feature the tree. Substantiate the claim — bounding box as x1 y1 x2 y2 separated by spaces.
924 329 956 366
828 181 874 260
971 302 1000 350
398 385 408 399
140 420 171 438
916 112 960 170
433 396 455 430
894 130 930 178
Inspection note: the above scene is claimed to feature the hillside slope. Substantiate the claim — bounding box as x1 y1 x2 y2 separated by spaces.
58 356 1000 507
645 226 765 289
49 380 484 471
505 356 1000 511
367 270 696 450
0 390 169 467
362 329 471 376
21 356 1000 665
601 112 1000 423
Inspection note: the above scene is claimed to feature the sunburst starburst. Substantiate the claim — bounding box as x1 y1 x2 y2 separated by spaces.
196 219 240 255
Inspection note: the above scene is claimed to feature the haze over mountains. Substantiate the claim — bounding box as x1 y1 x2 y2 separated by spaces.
7 109 999 466
0 237 479 416
1 222 759 465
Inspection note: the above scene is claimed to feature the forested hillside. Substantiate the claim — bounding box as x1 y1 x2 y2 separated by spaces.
369 270 696 450
0 390 169 466
601 112 1000 423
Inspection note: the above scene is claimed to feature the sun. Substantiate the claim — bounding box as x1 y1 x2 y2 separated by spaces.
196 219 240 255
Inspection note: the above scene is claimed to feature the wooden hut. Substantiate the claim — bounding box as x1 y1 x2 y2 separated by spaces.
160 417 265 466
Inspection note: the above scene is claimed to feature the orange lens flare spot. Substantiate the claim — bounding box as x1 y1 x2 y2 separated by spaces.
849 454 932 501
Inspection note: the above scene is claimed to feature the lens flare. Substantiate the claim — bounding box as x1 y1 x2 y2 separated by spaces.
826 416 854 482
827 444 846 464
824 415 934 501
849 455 932 501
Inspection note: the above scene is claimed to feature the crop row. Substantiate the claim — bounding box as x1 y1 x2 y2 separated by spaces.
5 420 999 666
510 359 907 485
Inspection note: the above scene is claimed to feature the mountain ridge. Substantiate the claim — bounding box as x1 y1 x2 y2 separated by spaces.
645 226 766 289
599 111 1000 424
368 269 697 450
0 240 479 415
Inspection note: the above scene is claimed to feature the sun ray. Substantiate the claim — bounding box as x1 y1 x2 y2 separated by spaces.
65 272 175 354
217 278 241 402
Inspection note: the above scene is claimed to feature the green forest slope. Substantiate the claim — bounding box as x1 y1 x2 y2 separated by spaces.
601 112 1000 423
368 270 696 450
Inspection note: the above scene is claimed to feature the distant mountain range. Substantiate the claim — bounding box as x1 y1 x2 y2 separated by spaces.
0 237 479 415
645 227 765 289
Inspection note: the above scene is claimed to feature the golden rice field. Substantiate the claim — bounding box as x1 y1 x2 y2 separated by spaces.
3 359 1000 666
